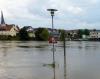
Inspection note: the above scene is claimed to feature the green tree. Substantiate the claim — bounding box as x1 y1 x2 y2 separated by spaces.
18 27 29 40
35 28 49 41
60 30 66 41
40 28 49 41
77 29 84 38
83 29 90 35
58 29 63 33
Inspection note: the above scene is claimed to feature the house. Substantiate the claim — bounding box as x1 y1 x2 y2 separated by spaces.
0 24 20 36
24 26 35 38
89 29 100 39
0 11 20 36
65 30 78 40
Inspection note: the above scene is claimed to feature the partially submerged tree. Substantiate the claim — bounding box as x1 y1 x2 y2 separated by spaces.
18 27 29 40
35 28 49 41
83 29 90 35
60 30 66 41
77 29 84 38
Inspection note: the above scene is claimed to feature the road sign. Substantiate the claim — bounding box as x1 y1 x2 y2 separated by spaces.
48 37 57 43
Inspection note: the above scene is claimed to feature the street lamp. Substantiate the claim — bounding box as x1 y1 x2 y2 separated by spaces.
47 9 58 31
47 9 58 79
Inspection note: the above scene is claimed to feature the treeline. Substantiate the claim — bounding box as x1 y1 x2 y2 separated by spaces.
77 29 90 38
0 27 90 41
35 28 49 41
18 27 50 41
59 29 90 41
0 27 50 41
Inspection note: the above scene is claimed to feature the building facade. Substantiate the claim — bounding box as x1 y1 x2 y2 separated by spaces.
24 26 35 38
89 30 100 39
0 24 19 36
0 11 20 36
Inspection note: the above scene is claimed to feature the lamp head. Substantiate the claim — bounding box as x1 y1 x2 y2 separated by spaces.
47 9 58 16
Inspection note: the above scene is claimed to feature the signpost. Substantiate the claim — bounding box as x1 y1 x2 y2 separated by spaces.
48 37 57 43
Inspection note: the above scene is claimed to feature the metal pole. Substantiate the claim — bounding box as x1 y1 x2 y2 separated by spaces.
64 31 67 79
52 15 56 79
47 9 57 79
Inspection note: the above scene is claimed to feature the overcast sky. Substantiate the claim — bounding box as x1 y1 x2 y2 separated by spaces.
0 0 100 29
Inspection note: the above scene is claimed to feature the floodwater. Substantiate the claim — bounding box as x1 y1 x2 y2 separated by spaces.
0 41 100 79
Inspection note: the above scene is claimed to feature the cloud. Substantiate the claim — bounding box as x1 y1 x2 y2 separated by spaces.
90 0 99 4
0 0 100 29
45 0 84 15
66 6 83 15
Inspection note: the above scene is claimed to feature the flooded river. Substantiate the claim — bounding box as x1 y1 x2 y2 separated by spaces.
0 41 100 79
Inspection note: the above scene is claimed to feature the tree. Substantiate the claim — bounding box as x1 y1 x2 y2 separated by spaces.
35 28 49 41
60 30 66 41
40 28 49 41
18 27 29 40
77 29 84 38
83 29 90 35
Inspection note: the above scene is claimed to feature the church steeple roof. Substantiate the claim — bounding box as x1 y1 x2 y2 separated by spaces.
1 11 5 24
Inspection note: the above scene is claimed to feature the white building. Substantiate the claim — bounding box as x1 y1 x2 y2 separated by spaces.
0 24 19 36
89 30 100 39
25 26 35 38
0 11 20 36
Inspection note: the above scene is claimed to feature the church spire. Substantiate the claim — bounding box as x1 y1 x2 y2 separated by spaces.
1 11 5 24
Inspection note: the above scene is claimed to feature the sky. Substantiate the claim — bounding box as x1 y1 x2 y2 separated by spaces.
0 0 100 30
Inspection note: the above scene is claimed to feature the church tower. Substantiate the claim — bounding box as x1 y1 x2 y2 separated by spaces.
1 11 5 24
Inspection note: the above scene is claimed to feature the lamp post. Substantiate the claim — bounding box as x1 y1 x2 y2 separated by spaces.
47 9 58 79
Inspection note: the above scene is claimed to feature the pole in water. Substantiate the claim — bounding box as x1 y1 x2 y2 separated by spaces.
63 31 67 79
47 9 58 79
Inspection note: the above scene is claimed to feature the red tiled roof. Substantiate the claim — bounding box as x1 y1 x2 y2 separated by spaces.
0 24 13 31
0 24 19 31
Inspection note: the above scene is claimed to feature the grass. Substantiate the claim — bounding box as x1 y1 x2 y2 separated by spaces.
43 63 55 68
